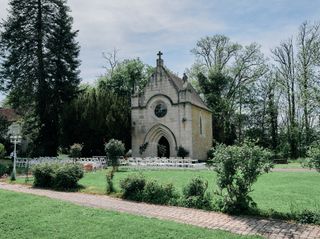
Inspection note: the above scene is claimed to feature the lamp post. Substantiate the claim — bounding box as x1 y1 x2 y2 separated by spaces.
10 135 22 181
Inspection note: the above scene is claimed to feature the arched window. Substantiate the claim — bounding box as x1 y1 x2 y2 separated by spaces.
200 116 203 135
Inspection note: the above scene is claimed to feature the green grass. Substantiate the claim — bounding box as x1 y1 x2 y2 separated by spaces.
13 167 320 214
79 168 320 213
0 190 261 239
273 162 303 168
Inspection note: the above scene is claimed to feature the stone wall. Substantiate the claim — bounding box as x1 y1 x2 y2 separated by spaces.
191 105 213 160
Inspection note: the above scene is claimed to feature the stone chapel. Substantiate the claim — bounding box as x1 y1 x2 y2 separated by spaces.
131 52 212 160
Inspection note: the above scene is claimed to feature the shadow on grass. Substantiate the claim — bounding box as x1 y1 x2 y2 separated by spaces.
32 184 86 193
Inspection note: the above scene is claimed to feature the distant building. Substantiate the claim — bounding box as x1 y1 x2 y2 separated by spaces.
131 52 212 160
0 108 20 123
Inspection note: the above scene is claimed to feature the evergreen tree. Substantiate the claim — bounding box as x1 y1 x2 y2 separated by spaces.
0 0 80 156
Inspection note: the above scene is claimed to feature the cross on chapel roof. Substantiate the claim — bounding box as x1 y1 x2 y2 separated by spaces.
157 51 163 60
156 51 164 67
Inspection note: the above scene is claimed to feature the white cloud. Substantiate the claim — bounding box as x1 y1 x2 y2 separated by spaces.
0 0 319 89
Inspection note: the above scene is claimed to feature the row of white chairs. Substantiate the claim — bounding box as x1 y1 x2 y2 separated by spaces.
119 157 205 168
16 157 107 169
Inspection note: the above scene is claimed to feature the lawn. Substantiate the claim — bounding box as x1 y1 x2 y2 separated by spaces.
79 168 320 213
273 162 303 169
0 190 261 239
13 167 320 214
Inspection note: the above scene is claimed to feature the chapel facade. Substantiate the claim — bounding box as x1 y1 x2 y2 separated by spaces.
131 52 212 160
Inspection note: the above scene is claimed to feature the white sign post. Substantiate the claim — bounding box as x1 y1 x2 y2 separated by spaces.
9 123 22 181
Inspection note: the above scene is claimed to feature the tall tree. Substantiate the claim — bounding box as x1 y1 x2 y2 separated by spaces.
191 35 267 144
61 85 131 156
0 0 80 156
272 39 299 158
297 21 320 147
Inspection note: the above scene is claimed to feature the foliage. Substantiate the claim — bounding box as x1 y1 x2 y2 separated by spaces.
106 168 115 194
143 180 179 205
101 58 152 98
61 86 131 156
54 164 84 190
0 116 9 139
293 210 320 224
120 175 179 205
0 163 8 177
177 146 189 158
32 164 58 188
182 177 212 210
120 175 146 201
0 0 80 156
304 142 320 172
212 142 273 213
190 24 320 159
105 139 125 170
207 147 216 160
0 143 6 158
32 163 84 190
69 143 83 158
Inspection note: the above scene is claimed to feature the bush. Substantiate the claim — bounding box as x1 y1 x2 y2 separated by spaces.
177 146 189 158
0 143 6 158
182 177 212 210
143 180 178 205
120 175 146 201
106 168 115 194
207 147 215 160
54 164 84 189
105 139 125 170
294 210 320 224
0 164 8 177
69 143 83 158
212 142 273 214
32 163 84 190
33 164 58 188
305 142 320 172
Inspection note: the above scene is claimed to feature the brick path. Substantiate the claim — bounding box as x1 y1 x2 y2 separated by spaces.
0 183 319 239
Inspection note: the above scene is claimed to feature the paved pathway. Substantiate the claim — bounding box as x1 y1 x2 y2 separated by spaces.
272 168 316 172
0 183 319 239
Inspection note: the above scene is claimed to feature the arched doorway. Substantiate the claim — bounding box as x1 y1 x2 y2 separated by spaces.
157 136 170 158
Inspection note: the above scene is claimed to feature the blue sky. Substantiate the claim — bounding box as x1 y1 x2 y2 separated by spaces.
0 0 319 103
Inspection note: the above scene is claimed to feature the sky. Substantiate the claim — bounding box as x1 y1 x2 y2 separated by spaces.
0 0 320 103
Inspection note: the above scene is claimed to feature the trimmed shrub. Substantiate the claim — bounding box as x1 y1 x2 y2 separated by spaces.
54 164 84 189
33 163 58 188
32 163 84 190
177 146 189 158
105 139 125 170
120 175 146 201
106 168 115 194
0 143 6 158
182 177 212 210
212 142 273 214
143 180 178 205
69 143 83 158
